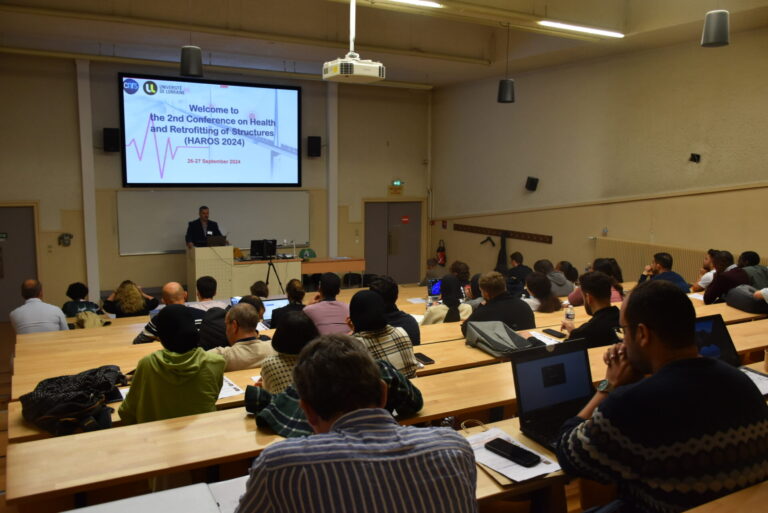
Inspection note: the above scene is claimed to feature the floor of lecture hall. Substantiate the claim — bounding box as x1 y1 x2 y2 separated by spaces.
0 323 14 513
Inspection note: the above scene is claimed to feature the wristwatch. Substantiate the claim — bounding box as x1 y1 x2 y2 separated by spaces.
597 379 614 394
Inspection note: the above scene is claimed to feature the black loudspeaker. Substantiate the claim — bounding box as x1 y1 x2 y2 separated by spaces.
525 176 539 192
103 128 120 152
307 136 321 157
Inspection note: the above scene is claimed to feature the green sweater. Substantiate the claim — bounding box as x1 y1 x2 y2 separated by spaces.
119 347 225 425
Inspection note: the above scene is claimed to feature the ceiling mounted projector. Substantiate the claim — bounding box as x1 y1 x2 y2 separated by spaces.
323 0 385 83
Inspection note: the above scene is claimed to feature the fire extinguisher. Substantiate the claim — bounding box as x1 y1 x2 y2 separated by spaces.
436 239 446 266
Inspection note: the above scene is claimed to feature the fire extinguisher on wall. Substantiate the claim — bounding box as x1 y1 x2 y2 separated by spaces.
436 239 446 266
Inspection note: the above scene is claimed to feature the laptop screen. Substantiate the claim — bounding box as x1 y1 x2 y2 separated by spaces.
694 314 740 367
513 343 594 415
427 279 442 296
262 298 290 322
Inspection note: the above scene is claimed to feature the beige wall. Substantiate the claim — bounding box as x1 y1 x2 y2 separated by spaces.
432 26 768 219
0 55 87 307
430 185 768 286
428 26 768 284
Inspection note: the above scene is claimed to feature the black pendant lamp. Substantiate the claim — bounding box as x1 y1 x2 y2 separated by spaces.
181 45 204 77
701 10 729 47
497 24 515 103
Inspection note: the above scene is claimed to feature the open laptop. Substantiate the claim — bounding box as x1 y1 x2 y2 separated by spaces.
694 314 740 367
510 339 594 452
262 298 290 328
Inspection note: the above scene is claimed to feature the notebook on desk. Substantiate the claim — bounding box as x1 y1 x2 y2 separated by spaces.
510 339 594 452
694 314 740 367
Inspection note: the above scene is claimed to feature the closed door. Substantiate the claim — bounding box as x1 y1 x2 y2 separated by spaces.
364 202 421 284
0 207 37 322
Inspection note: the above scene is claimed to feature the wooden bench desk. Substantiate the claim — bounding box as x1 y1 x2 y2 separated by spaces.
686 479 768 512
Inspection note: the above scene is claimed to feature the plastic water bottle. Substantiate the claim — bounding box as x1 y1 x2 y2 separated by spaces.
565 305 575 322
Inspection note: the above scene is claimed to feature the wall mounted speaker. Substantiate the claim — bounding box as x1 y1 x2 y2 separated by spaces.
307 136 321 157
103 128 120 152
525 176 539 191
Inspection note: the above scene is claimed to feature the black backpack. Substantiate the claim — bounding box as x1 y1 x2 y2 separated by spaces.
20 365 127 436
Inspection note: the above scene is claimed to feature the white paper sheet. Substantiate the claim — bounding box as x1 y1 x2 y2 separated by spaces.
466 427 560 482
218 376 244 399
741 367 768 396
208 475 249 513
407 297 427 304
528 331 563 346
688 293 705 300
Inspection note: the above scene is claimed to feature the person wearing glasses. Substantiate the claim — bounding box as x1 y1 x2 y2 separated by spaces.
556 280 768 513
560 271 620 348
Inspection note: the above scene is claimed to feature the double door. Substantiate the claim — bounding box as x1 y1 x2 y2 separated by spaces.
364 202 421 284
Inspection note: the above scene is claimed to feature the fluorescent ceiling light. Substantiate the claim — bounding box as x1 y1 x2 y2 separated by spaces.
538 20 624 38
389 0 443 8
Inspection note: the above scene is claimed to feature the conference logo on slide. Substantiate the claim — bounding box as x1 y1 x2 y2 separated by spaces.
143 81 158 95
123 79 139 95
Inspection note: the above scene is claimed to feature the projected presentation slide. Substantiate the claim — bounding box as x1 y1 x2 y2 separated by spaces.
119 73 301 186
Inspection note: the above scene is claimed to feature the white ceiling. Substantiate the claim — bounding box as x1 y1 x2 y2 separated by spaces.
2 0 768 87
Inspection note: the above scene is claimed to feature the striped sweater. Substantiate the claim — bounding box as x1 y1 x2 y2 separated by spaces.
557 358 768 513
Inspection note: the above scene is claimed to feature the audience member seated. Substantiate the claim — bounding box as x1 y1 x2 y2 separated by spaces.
522 272 563 313
533 259 575 296
557 280 768 512
119 305 225 424
208 301 274 371
568 258 624 306
237 334 475 513
739 250 768 289
197 295 266 350
61 282 102 317
691 249 719 292
369 275 421 345
187 275 229 311
269 279 305 330
421 274 472 325
461 271 535 335
10 279 68 334
556 261 579 284
607 257 624 283
449 260 471 291
465 273 484 310
102 280 159 318
133 282 204 344
418 257 442 286
303 273 350 335
637 252 689 293
561 272 620 348
259 311 319 394
506 251 532 298
249 280 269 298
349 290 418 378
704 250 750 304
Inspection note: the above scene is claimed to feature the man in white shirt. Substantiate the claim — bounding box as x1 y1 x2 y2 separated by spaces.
9 279 68 334
691 249 718 292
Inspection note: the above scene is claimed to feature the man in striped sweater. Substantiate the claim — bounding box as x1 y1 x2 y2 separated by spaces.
557 280 768 513
236 334 478 513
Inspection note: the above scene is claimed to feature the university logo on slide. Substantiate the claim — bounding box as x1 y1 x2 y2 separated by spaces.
143 81 158 95
123 79 139 95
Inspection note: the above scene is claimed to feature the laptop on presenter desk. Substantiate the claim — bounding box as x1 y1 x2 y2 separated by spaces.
694 314 740 367
510 339 594 452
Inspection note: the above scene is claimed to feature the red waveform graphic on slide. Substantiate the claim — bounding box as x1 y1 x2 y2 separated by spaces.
125 115 209 178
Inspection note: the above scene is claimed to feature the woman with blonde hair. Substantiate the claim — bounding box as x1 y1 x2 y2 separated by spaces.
103 280 158 318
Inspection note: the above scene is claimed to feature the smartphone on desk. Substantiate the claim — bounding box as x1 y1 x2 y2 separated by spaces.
415 353 435 365
542 328 566 339
485 438 541 467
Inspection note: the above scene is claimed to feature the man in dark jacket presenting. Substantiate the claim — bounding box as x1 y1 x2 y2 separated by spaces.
186 206 223 248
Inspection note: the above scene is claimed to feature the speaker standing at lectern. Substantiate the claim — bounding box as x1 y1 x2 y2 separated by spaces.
186 205 224 248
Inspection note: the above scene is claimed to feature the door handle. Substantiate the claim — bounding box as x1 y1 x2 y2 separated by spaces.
387 231 393 255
